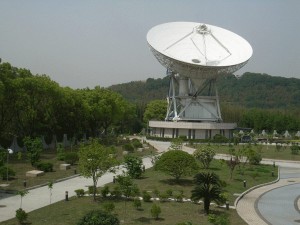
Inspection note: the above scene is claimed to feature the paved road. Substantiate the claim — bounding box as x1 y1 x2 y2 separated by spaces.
256 168 300 225
236 166 300 225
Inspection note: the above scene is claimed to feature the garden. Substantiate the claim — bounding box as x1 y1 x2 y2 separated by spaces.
0 139 279 225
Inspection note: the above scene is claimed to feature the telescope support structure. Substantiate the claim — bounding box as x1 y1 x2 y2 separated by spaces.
166 70 222 122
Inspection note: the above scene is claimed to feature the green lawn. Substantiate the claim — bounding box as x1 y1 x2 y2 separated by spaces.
109 160 277 205
0 196 246 225
0 158 277 225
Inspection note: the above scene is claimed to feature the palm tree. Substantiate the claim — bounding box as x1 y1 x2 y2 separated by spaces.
191 172 223 214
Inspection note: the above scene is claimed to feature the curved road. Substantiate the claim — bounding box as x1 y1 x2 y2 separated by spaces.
256 168 300 225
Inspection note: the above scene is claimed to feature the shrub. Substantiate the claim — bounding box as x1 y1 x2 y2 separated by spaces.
166 189 173 198
75 189 85 197
78 209 119 225
0 166 16 180
208 213 230 225
174 190 184 202
153 189 160 198
36 162 53 172
88 186 98 196
150 203 161 220
133 198 142 209
123 143 134 152
154 150 199 182
124 155 144 179
142 191 152 202
102 202 115 213
193 145 216 169
56 144 65 161
248 152 262 165
101 185 110 198
16 208 28 225
57 152 65 161
291 145 300 155
64 152 79 165
131 139 143 149
111 186 122 198
158 192 168 202
213 134 228 143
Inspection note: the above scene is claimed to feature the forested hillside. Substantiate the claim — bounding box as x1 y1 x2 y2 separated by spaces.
109 77 169 103
109 72 300 109
217 73 300 109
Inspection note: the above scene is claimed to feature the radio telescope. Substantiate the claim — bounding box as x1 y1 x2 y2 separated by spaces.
147 22 252 122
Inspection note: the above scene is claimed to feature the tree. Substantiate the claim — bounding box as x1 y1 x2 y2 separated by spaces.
116 173 139 221
78 210 119 225
17 190 28 208
193 145 215 169
48 181 53 204
191 172 224 214
143 100 167 123
78 139 118 201
168 138 183 150
150 203 162 220
155 150 199 183
124 155 144 179
244 146 262 165
226 147 240 179
23 137 43 166
83 87 128 136
13 75 61 137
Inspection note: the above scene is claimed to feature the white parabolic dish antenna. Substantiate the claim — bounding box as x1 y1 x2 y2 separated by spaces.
147 22 253 79
147 22 253 122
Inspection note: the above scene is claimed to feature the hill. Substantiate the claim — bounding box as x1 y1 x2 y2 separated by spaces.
109 72 300 109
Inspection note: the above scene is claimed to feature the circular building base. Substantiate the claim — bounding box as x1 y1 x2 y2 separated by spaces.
148 120 236 139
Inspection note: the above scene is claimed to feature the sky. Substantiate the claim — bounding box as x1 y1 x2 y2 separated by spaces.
0 0 299 88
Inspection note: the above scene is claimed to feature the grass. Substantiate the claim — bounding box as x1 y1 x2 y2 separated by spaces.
107 160 277 205
1 149 79 192
0 195 246 225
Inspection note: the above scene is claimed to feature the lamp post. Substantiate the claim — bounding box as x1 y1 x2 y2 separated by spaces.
7 148 13 183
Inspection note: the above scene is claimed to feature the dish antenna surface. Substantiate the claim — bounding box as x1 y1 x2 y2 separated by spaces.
147 22 252 122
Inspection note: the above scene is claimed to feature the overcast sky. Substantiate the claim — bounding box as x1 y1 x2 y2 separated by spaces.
0 0 299 88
